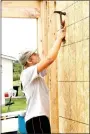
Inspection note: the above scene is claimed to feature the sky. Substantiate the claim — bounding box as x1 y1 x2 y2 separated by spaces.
2 18 37 60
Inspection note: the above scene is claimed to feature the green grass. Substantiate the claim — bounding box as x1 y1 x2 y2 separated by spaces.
2 98 26 113
1 80 26 113
13 80 21 86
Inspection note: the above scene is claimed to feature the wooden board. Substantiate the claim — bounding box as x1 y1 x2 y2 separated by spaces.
2 1 40 18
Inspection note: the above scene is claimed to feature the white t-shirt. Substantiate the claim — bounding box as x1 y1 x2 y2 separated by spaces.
20 64 50 122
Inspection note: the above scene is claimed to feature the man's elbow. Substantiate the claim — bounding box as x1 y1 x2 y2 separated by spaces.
46 57 54 65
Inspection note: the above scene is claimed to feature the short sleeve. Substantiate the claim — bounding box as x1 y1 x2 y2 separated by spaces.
20 65 47 88
29 65 47 81
21 65 44 84
26 64 41 82
40 69 47 77
30 65 40 82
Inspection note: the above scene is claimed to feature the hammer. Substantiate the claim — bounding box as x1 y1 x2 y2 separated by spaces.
54 11 66 43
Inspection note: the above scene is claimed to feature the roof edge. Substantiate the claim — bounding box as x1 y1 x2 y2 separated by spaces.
1 54 16 61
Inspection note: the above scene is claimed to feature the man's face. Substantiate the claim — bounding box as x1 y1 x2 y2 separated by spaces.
28 53 40 65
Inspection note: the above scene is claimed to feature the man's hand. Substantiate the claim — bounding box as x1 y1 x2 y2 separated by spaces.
56 20 66 41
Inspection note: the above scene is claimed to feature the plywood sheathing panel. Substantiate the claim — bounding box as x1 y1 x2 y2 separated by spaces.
59 117 89 133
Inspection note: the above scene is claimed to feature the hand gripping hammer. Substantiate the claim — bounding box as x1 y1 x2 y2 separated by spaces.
54 11 66 44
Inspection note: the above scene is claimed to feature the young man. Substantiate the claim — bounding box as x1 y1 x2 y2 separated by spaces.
19 22 66 134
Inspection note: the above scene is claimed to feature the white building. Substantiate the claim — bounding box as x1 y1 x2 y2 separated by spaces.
1 54 16 103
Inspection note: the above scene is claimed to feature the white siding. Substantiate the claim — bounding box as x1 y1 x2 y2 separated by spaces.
2 58 13 93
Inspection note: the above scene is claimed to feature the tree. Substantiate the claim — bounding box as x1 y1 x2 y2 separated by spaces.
13 61 23 81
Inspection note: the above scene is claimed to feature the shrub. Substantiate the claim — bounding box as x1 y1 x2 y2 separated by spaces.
13 73 20 81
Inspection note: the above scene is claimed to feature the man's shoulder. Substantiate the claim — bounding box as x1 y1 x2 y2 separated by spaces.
21 65 37 77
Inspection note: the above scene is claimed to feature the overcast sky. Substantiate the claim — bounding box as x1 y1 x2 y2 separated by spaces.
2 18 37 60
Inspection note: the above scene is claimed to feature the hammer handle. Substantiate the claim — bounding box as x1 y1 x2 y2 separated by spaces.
61 25 66 44
62 37 66 44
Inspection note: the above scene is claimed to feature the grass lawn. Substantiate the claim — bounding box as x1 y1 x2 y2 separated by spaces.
2 98 26 113
1 80 26 113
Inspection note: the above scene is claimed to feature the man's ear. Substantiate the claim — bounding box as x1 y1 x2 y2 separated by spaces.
27 60 32 65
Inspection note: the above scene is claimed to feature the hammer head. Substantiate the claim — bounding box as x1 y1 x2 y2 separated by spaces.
54 11 66 15
54 10 66 44
54 10 66 27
